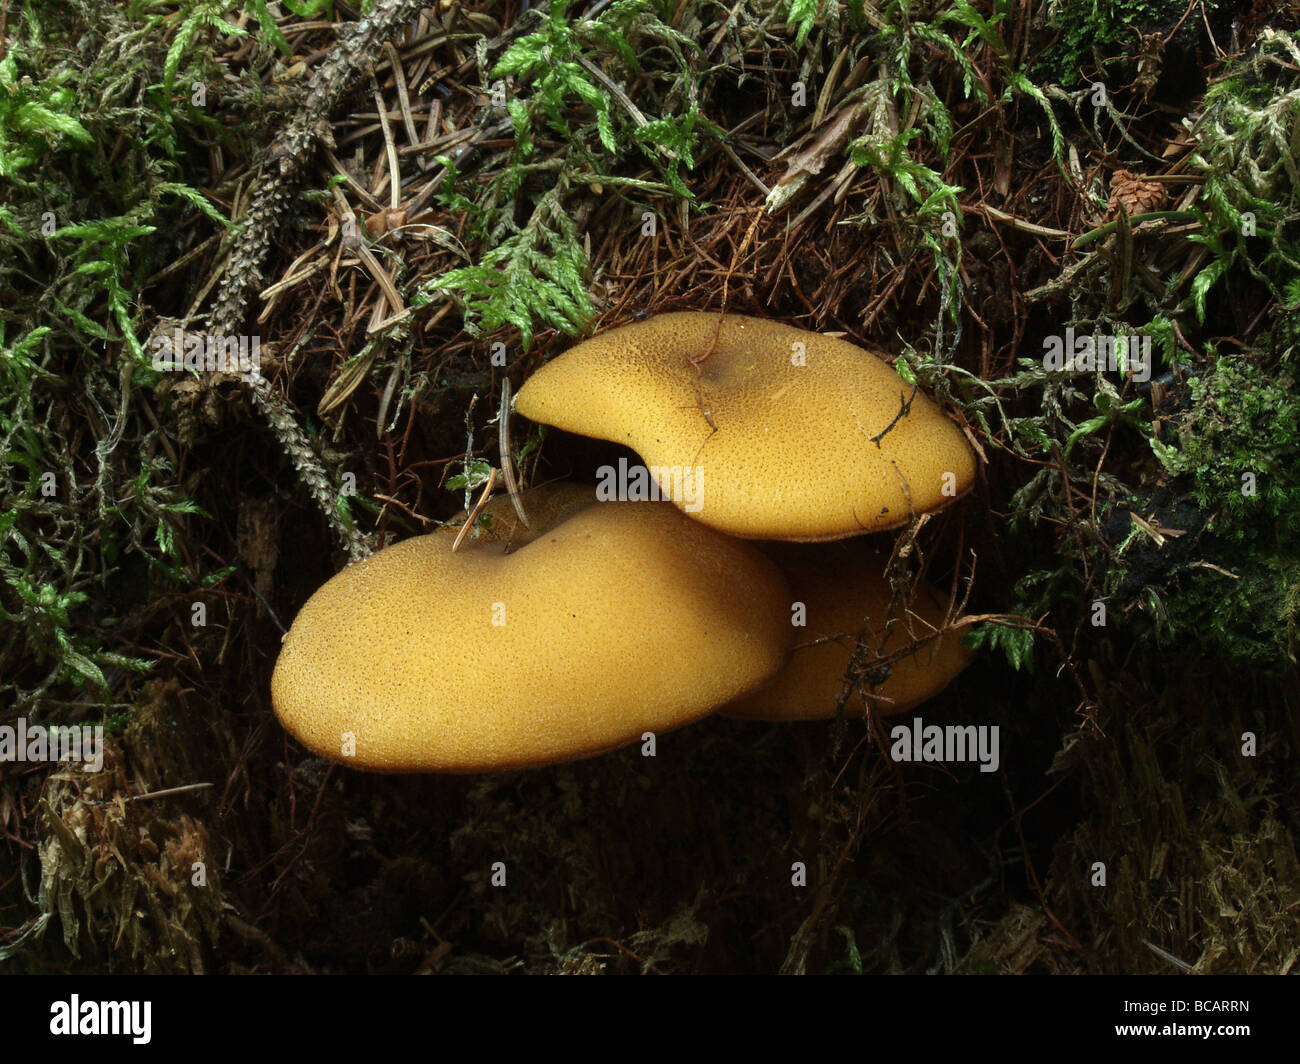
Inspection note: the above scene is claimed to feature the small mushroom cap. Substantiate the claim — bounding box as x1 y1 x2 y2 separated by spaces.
514 312 977 541
720 542 974 720
271 484 793 772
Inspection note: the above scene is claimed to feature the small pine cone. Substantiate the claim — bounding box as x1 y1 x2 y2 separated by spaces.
1107 170 1167 219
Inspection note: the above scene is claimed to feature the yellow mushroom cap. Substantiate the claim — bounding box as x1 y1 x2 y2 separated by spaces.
514 312 977 541
720 542 974 720
270 484 793 772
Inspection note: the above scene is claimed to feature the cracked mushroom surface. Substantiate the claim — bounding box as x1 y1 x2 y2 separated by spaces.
515 311 977 540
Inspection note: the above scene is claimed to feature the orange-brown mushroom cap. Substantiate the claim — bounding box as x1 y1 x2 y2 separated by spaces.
271 484 793 772
514 312 977 541
720 541 974 720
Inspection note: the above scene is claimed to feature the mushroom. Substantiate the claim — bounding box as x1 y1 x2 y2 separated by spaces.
270 483 794 772
514 311 977 541
720 541 973 720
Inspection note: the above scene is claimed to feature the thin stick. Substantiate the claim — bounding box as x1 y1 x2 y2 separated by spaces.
371 75 402 211
452 468 498 552
129 783 213 803
498 379 529 528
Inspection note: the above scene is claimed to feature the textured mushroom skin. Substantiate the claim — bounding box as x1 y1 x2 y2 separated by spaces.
271 487 793 772
514 312 977 540
721 542 974 720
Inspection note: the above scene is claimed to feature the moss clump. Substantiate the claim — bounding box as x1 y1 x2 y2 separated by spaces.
1138 356 1300 666
1176 357 1300 548
1165 554 1298 669
1033 0 1225 88
0 681 231 973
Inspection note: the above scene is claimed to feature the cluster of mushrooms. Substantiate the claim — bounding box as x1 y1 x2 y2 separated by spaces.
271 312 979 773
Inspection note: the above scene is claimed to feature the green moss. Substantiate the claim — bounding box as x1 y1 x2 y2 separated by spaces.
0 0 247 711
424 0 704 348
1175 357 1300 548
1032 0 1221 87
1166 557 1298 668
1138 356 1300 666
